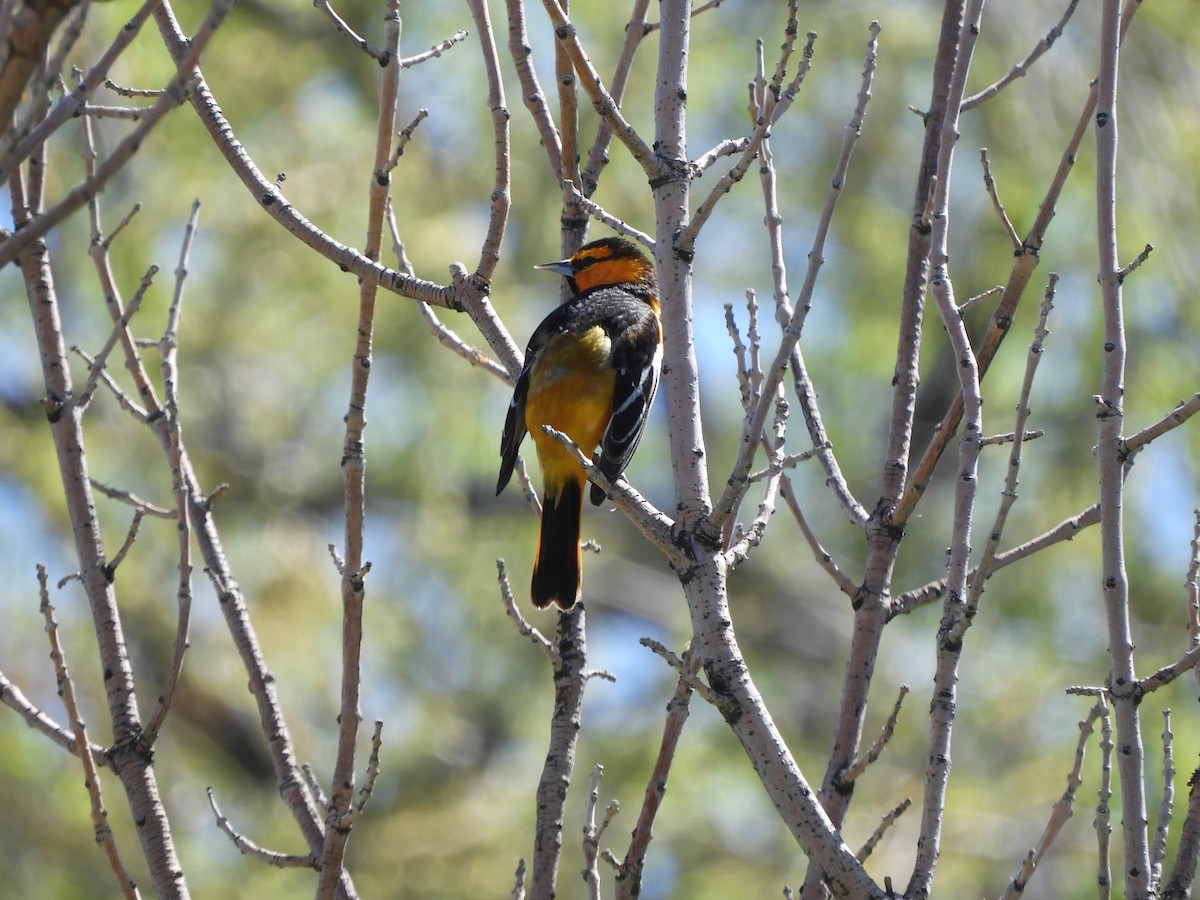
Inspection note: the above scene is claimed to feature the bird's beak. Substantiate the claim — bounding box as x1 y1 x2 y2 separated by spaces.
535 258 575 278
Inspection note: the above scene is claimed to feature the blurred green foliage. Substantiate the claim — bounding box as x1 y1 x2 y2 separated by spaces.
2 1 1199 898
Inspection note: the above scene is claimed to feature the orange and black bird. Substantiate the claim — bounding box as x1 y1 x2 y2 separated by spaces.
496 237 662 609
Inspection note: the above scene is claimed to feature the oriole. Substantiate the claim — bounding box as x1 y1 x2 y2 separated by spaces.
496 237 663 609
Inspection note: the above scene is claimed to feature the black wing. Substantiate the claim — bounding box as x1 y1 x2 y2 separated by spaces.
591 312 662 505
497 310 566 495
496 360 531 495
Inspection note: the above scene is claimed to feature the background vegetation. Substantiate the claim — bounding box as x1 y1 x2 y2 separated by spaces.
1 0 1199 897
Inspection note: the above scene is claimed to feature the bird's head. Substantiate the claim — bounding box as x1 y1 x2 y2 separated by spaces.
536 237 657 296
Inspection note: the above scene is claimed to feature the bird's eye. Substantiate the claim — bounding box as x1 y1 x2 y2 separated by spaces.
573 256 598 270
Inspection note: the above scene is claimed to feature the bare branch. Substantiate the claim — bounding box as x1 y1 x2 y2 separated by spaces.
639 638 718 707
0 0 237 268
539 425 679 562
780 477 858 599
497 559 561 668
37 566 140 898
207 788 315 868
841 685 909 786
1094 695 1114 899
312 0 388 63
1151 710 1175 890
142 199 201 750
529 609 590 899
0 666 107 760
711 21 879 534
999 698 1103 900
582 765 606 900
562 180 655 250
980 148 1021 250
1162 764 1200 899
616 647 699 900
539 0 660 177
1117 242 1153 283
400 29 470 68
506 0 562 181
855 797 912 863
962 0 1083 109
317 5 403 890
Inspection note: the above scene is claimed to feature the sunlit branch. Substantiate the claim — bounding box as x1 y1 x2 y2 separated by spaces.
962 0 1083 109
497 560 561 668
999 697 1103 900
207 788 315 868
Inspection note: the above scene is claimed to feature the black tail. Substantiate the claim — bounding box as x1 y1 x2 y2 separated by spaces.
531 478 583 609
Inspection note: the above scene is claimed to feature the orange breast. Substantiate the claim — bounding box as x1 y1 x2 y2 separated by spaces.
525 326 615 489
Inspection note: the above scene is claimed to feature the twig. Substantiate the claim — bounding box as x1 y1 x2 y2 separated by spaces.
387 108 429 174
1094 694 1114 900
312 0 388 63
418 301 509 379
582 765 605 900
841 686 909 786
400 30 470 68
1161 764 1200 899
207 788 315 868
562 181 655 250
1117 243 1153 283
962 0 1083 109
855 798 912 863
511 859 527 900
980 148 1021 250
711 21 879 534
639 638 718 707
980 429 1044 447
691 136 751 175
80 103 153 119
1188 511 1200 696
999 698 1103 900
39 566 140 899
0 668 107 760
352 722 384 817
317 4 402 893
1121 392 1200 459
497 560 561 668
725 387 788 567
1151 710 1175 889
103 79 162 97
580 0 650 196
142 199 202 750
959 283 1003 313
780 478 858 599
529 609 590 899
615 646 699 900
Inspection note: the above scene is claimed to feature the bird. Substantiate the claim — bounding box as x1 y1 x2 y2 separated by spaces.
496 237 662 610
